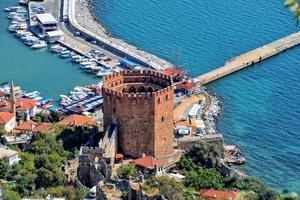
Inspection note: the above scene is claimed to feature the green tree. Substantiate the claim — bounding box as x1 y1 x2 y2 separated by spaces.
20 152 35 172
56 127 89 151
177 156 197 172
181 187 196 200
188 141 221 168
116 164 137 179
236 191 258 200
32 115 42 123
285 0 300 20
185 167 224 190
231 177 278 200
15 174 35 197
35 167 65 189
47 186 65 197
3 184 21 200
50 111 64 122
74 187 89 200
35 154 52 170
155 176 184 200
0 159 9 179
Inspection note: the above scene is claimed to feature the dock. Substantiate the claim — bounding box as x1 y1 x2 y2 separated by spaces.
196 32 300 85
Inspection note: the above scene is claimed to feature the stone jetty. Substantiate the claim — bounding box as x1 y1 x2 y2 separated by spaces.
196 31 300 85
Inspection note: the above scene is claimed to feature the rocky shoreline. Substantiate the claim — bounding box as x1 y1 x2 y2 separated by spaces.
74 0 174 70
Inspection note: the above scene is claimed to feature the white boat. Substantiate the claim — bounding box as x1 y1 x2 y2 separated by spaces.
80 61 96 66
60 94 69 99
71 55 82 60
23 91 39 98
61 50 71 54
33 96 43 101
31 41 47 49
60 53 70 58
74 58 88 63
96 69 112 77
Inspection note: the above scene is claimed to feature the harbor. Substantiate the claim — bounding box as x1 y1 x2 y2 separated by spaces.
1 0 300 193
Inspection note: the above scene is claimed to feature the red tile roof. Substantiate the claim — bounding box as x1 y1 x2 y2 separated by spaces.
199 189 237 200
58 114 96 127
163 68 185 76
132 156 165 169
176 81 196 90
14 120 51 133
0 112 14 125
14 120 35 132
0 98 37 111
32 123 51 133
115 153 124 159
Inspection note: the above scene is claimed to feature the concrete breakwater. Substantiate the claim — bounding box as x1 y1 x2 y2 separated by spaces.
67 0 174 71
196 31 300 85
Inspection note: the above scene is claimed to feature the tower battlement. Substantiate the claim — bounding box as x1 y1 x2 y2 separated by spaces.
102 70 174 159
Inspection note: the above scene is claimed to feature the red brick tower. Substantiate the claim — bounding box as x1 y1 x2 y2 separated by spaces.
102 70 174 159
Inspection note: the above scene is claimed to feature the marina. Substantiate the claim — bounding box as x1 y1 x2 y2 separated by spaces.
1 0 300 193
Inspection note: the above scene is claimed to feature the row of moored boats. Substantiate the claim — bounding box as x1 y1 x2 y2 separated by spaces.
50 45 114 77
0 83 54 111
6 5 47 49
59 83 102 107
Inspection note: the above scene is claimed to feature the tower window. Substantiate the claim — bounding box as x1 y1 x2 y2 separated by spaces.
129 86 136 93
161 116 165 122
158 98 161 104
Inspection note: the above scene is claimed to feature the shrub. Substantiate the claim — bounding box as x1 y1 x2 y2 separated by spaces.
116 164 137 179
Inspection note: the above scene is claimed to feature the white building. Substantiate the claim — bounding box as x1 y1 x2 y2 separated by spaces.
0 111 16 132
36 13 58 34
0 144 20 165
45 30 64 43
0 98 38 121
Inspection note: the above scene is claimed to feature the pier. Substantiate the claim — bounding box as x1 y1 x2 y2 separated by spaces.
196 32 300 85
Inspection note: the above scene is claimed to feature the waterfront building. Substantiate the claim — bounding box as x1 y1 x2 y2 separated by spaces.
0 111 16 132
175 80 196 96
45 30 64 43
102 70 174 159
57 114 96 127
35 13 58 34
0 144 21 165
199 189 237 200
0 98 38 121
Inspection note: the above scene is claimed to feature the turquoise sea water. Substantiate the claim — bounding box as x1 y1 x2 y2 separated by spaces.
92 0 300 193
0 0 299 193
0 0 98 100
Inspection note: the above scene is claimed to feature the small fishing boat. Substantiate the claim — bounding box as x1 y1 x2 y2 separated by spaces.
31 41 47 49
96 69 113 77
80 61 96 66
60 53 71 58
